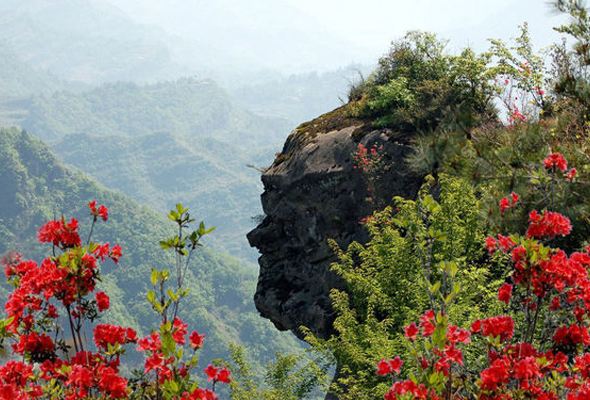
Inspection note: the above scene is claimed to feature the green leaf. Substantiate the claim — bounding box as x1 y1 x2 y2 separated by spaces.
429 281 441 294
147 290 157 306
150 269 159 286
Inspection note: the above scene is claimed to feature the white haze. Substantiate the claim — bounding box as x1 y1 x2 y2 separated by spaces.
106 0 568 73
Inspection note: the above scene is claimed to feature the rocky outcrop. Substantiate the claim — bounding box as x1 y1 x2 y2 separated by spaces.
247 106 423 340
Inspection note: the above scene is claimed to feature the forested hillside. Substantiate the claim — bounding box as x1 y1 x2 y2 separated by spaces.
3 79 292 258
51 132 264 258
0 127 301 370
21 78 289 144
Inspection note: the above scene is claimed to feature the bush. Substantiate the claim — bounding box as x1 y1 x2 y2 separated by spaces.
305 176 500 399
350 32 496 132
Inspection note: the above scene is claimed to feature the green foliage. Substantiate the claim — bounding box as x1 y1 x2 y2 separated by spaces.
306 176 500 399
350 32 496 132
436 117 590 250
227 344 329 400
548 0 590 123
404 20 590 252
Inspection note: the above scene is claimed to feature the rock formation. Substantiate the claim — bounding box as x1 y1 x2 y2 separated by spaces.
247 106 423 340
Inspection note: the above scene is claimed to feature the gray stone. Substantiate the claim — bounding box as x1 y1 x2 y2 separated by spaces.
248 107 423 340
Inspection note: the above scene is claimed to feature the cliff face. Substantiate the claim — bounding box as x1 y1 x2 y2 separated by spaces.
247 106 424 339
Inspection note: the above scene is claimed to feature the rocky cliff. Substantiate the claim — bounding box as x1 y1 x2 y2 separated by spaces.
247 106 424 340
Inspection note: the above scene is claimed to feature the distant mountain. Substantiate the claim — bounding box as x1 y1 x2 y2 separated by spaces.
0 42 68 127
0 127 301 369
0 0 186 84
0 0 366 86
51 132 266 259
21 78 289 143
104 0 366 73
230 65 372 124
0 42 63 99
13 78 292 259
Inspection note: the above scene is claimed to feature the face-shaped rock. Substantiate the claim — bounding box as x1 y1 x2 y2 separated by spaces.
248 110 422 339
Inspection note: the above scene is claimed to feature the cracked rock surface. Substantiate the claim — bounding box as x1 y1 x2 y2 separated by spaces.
247 107 423 340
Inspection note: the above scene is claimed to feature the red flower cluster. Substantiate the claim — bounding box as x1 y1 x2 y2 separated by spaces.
37 218 81 248
544 152 568 172
553 324 590 347
566 167 578 182
377 357 403 376
508 106 527 125
352 143 384 174
95 291 110 312
0 203 227 399
471 315 514 341
485 234 516 255
181 388 218 400
379 310 470 399
204 365 231 384
94 324 137 350
384 380 429 400
497 283 513 304
88 200 108 222
526 210 572 239
375 155 590 400
543 152 578 181
499 192 519 214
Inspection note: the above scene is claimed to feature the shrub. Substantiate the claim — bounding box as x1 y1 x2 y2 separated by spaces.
350 32 496 132
377 153 590 400
305 176 500 399
0 201 228 399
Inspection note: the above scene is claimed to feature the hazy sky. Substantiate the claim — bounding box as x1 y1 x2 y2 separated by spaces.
283 0 566 58
107 0 569 72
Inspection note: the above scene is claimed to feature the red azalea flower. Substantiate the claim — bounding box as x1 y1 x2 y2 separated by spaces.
184 388 218 400
473 316 514 341
480 357 510 390
419 310 436 337
385 380 428 400
98 205 109 222
543 152 568 172
526 210 572 239
215 367 231 384
110 245 122 263
137 332 161 352
485 236 497 254
499 197 510 214
172 318 188 345
404 323 419 341
189 331 205 349
513 356 541 381
89 200 109 222
498 283 513 304
88 200 98 215
553 324 590 346
97 366 128 398
566 168 577 182
95 291 110 312
377 357 403 376
497 234 516 252
94 324 137 350
447 325 471 344
204 365 219 382
37 218 81 248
